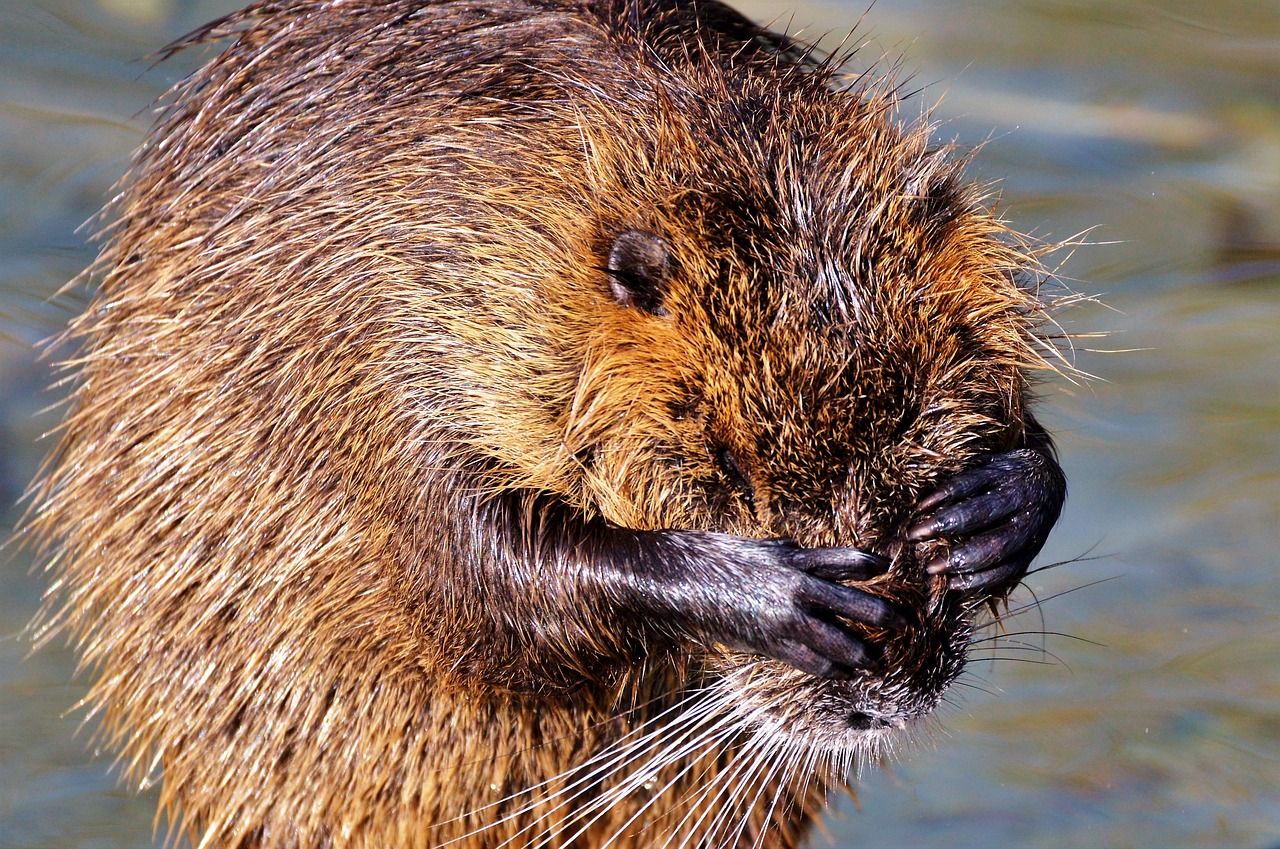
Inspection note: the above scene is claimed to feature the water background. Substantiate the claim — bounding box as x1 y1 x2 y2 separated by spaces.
2 0 1278 846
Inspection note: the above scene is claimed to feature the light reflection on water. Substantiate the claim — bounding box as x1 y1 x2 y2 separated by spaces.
1 1 1277 847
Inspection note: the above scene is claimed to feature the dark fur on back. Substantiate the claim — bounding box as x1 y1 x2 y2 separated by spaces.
30 1 1066 847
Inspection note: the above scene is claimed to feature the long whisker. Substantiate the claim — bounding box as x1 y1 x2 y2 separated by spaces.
439 687 720 848
732 733 791 849
597 715 740 848
570 691 747 849
525 688 742 849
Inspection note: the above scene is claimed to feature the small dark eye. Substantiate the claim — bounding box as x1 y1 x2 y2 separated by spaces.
715 446 755 504
606 229 672 316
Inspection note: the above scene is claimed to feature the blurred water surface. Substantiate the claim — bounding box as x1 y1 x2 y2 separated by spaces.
1 0 1278 847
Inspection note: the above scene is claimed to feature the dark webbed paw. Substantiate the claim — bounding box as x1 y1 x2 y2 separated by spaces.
907 448 1066 593
647 535 901 680
584 522 910 682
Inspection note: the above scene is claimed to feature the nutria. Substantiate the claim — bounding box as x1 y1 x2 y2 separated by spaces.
29 0 1067 846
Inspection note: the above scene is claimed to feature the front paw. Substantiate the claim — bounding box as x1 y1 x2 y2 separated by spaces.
703 540 903 680
907 448 1066 593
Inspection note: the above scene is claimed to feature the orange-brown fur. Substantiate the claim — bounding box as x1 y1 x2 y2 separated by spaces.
29 1 1062 847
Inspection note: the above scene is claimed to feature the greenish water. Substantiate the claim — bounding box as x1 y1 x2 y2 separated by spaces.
1 1 1278 847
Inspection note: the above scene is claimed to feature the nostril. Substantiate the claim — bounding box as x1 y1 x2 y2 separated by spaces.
845 711 883 731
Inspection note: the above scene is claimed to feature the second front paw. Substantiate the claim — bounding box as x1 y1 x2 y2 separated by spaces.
906 448 1066 593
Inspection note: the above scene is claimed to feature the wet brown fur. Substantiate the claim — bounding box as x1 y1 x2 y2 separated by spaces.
29 1 1060 847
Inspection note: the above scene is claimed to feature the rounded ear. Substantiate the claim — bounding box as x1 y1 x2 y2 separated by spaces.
606 229 672 316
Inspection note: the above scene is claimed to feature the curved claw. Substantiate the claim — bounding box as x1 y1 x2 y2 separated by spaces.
924 511 1038 578
908 479 1023 541
943 556 1029 593
772 638 862 680
913 463 1007 517
796 575 905 630
803 617 878 671
786 545 890 582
